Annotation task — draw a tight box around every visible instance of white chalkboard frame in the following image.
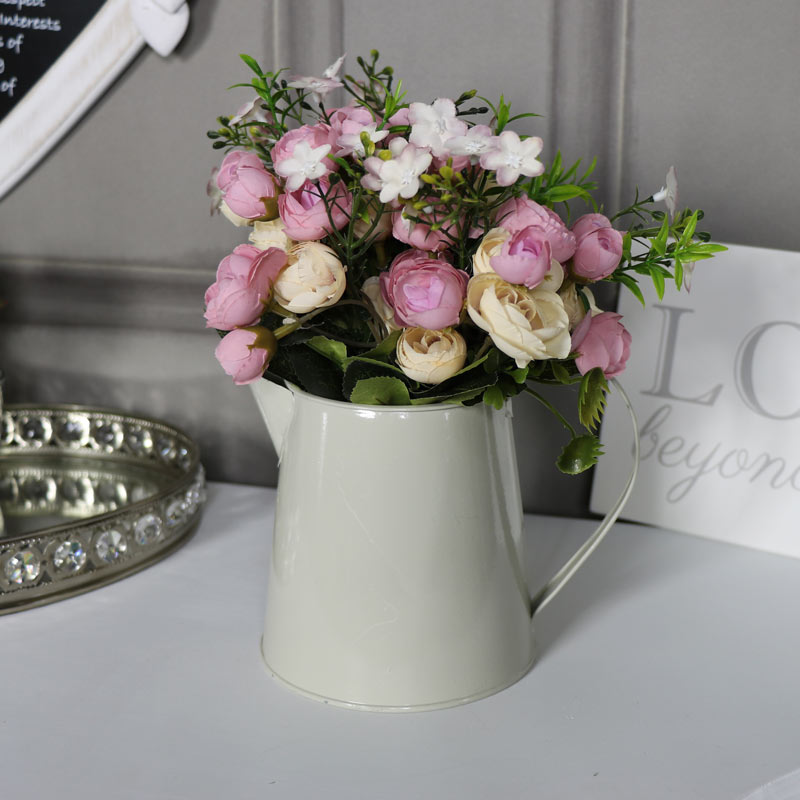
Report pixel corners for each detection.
[0,0,144,201]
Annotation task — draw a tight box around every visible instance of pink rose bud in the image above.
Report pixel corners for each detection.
[204,245,287,330]
[380,250,468,330]
[570,213,613,241]
[571,226,624,281]
[489,226,553,289]
[391,206,455,252]
[214,326,278,385]
[571,312,631,378]
[217,151,279,220]
[495,196,576,262]
[277,177,352,241]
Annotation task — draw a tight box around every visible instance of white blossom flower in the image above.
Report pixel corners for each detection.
[273,140,333,191]
[361,141,432,204]
[446,124,495,161]
[652,165,679,219]
[287,54,346,104]
[480,131,545,186]
[335,123,390,157]
[229,97,271,126]
[409,98,467,157]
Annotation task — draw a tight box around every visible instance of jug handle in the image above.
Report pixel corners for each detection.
[528,378,640,617]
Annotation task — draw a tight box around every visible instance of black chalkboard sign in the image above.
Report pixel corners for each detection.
[0,0,107,122]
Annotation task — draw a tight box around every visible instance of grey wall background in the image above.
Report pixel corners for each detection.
[1,0,798,514]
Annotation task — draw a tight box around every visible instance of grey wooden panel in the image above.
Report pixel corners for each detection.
[620,0,800,250]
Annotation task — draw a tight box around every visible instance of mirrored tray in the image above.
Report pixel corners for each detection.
[0,404,206,614]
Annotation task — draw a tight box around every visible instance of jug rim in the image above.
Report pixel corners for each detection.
[266,378,493,415]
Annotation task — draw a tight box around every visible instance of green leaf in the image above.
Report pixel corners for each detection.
[678,210,699,247]
[358,330,402,361]
[277,344,345,401]
[350,376,411,405]
[483,385,505,410]
[551,361,573,384]
[343,358,410,399]
[556,435,604,475]
[507,366,529,384]
[651,214,670,256]
[578,368,608,431]
[305,336,348,369]
[673,256,684,290]
[650,267,666,300]
[239,54,263,76]
[544,185,591,203]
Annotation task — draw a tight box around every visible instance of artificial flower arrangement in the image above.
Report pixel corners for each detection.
[205,50,724,474]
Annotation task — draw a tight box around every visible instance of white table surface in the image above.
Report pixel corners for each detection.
[2,482,799,800]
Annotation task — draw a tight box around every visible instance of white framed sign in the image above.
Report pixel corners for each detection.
[591,243,800,558]
[0,0,189,200]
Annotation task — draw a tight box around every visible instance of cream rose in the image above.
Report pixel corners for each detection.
[558,284,600,331]
[273,242,347,313]
[396,327,467,384]
[361,276,400,334]
[466,273,571,367]
[249,219,294,252]
[472,227,564,291]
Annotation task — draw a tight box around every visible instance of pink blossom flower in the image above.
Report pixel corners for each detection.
[362,139,432,204]
[480,131,545,186]
[489,226,553,289]
[327,106,389,156]
[571,225,624,281]
[216,151,279,220]
[271,125,336,191]
[204,245,287,330]
[277,177,353,241]
[287,54,346,104]
[214,327,277,385]
[495,196,576,262]
[571,213,613,241]
[571,312,631,378]
[409,98,467,158]
[391,205,455,252]
[388,107,411,128]
[380,250,467,330]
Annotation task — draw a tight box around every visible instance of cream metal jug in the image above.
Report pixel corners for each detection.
[251,378,638,711]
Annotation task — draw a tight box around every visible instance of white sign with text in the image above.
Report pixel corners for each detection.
[591,243,800,558]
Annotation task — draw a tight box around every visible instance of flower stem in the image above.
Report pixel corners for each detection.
[523,386,576,436]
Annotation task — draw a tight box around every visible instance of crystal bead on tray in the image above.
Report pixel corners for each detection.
[0,405,206,613]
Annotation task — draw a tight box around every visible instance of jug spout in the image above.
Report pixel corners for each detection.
[249,379,295,462]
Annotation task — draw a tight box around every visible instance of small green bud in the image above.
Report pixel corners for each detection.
[360,130,375,157]
[419,174,438,184]
[439,165,454,181]
[377,149,393,161]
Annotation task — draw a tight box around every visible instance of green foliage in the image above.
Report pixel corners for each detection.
[350,376,411,405]
[578,368,608,432]
[207,50,727,477]
[557,435,604,475]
